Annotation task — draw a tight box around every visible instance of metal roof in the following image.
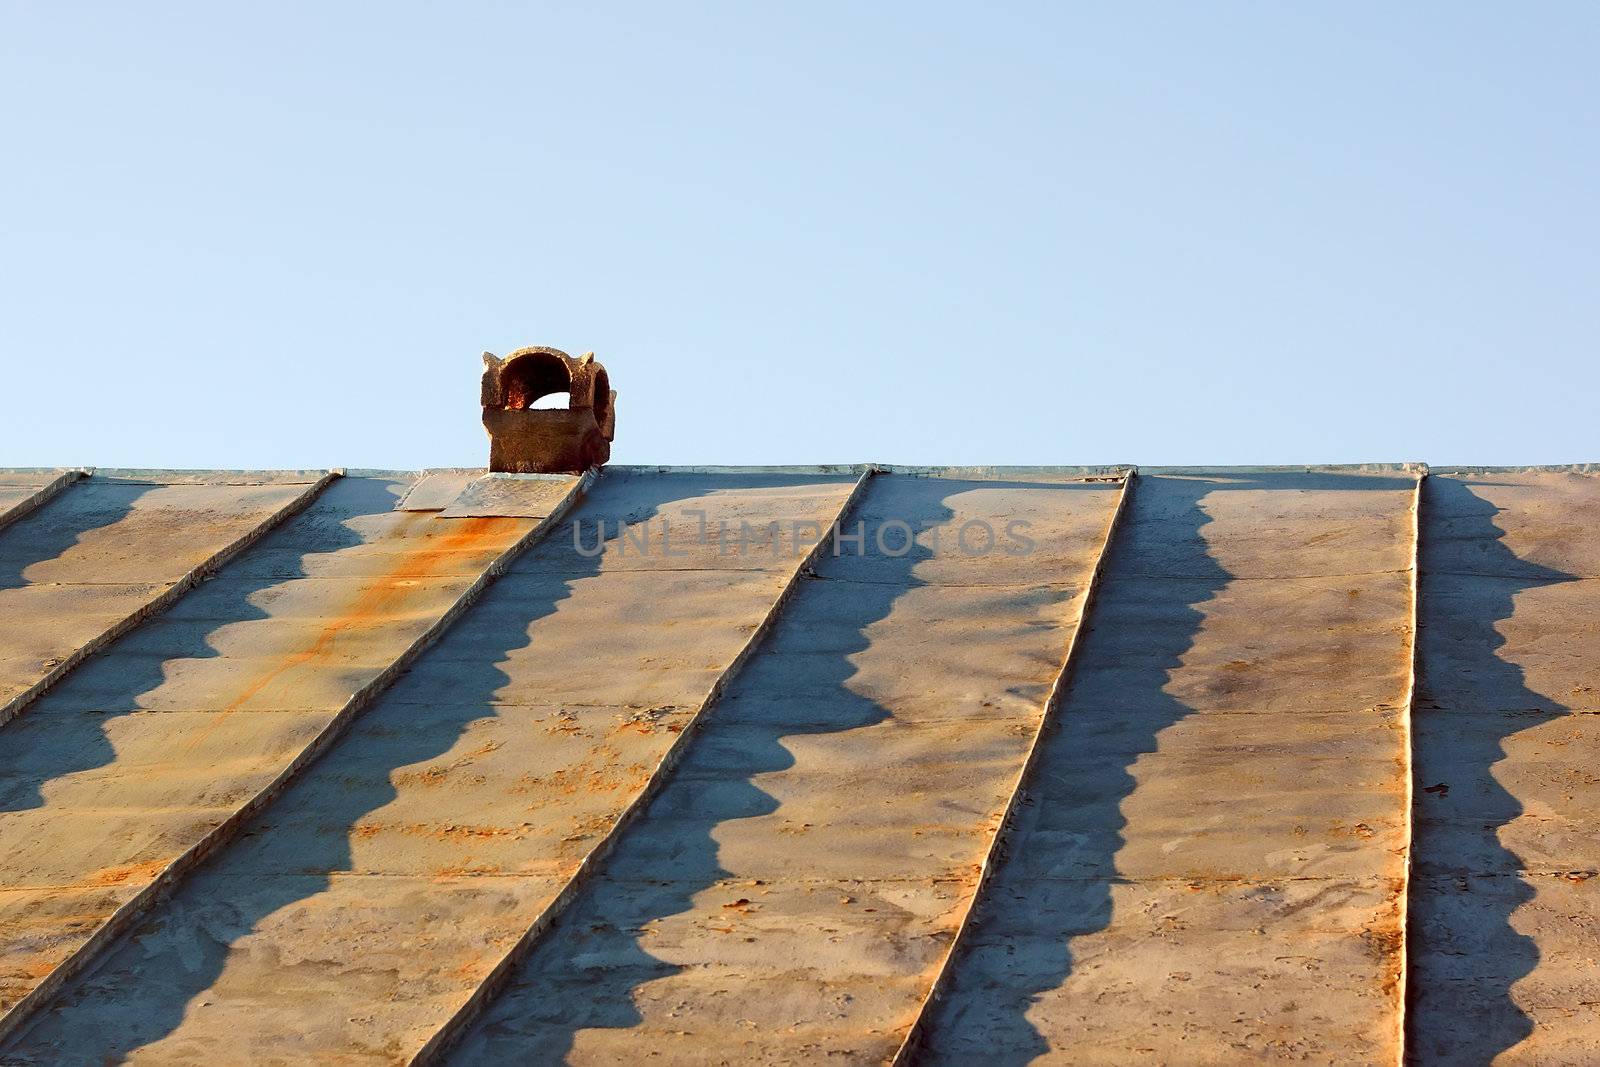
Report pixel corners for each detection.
[0,463,1594,1064]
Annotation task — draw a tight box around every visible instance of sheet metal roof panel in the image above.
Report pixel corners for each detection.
[1413,710,1600,874]
[449,472,1125,1063]
[508,471,861,574]
[1409,879,1600,1065]
[0,581,166,692]
[758,580,1084,661]
[916,470,1415,1065]
[939,877,1402,1066]
[440,473,597,518]
[1111,473,1415,580]
[215,482,546,580]
[0,709,331,813]
[0,471,80,533]
[0,885,142,1012]
[0,475,325,720]
[1409,470,1600,1064]
[27,586,530,715]
[605,716,1037,881]
[20,871,568,1064]
[1418,575,1600,714]
[393,469,483,512]
[0,474,563,1025]
[1064,573,1414,717]
[996,712,1407,882]
[443,886,948,1063]
[383,569,791,710]
[0,479,317,586]
[1424,469,1600,578]
[4,462,1600,1063]
[229,705,700,879]
[6,472,861,1063]
[815,476,1116,585]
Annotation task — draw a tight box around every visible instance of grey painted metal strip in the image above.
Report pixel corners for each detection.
[0,468,595,1046]
[1397,466,1427,1067]
[1140,462,1427,476]
[872,464,1132,479]
[0,469,88,476]
[608,463,876,476]
[0,469,84,537]
[1428,463,1600,474]
[889,470,1137,1066]
[0,471,341,732]
[81,468,333,484]
[608,464,1134,479]
[408,467,879,1066]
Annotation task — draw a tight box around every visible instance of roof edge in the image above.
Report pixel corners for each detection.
[1429,463,1600,475]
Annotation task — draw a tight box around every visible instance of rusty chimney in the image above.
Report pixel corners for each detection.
[480,346,617,473]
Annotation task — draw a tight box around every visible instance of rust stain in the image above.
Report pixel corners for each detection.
[391,766,452,788]
[21,957,62,980]
[1370,879,1407,1002]
[351,822,520,842]
[87,858,170,887]
[183,515,521,750]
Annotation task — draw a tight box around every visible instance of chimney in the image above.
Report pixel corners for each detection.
[480,346,617,473]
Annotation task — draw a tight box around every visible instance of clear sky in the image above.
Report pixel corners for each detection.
[3,3,1596,469]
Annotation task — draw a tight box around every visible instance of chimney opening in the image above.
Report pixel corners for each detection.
[500,351,571,411]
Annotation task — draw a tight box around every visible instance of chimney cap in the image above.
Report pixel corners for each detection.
[480,346,616,474]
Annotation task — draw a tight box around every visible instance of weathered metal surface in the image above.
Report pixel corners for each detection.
[1409,470,1600,1065]
[892,474,1134,1065]
[913,469,1418,1065]
[440,473,588,518]
[0,471,330,728]
[0,473,575,1037]
[4,460,1600,1062]
[0,471,82,536]
[443,472,1127,1064]
[0,471,858,1064]
[393,470,480,512]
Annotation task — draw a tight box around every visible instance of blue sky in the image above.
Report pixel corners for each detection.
[3,3,1596,468]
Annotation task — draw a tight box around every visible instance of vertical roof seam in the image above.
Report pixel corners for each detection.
[1395,464,1427,1066]
[408,466,880,1066]
[889,468,1139,1065]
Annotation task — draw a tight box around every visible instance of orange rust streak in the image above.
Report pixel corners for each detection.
[183,516,522,751]
[87,858,170,887]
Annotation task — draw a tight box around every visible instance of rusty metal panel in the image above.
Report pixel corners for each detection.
[1409,470,1600,1065]
[443,473,1126,1063]
[0,472,328,726]
[0,473,567,1033]
[0,470,859,1064]
[914,469,1418,1065]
